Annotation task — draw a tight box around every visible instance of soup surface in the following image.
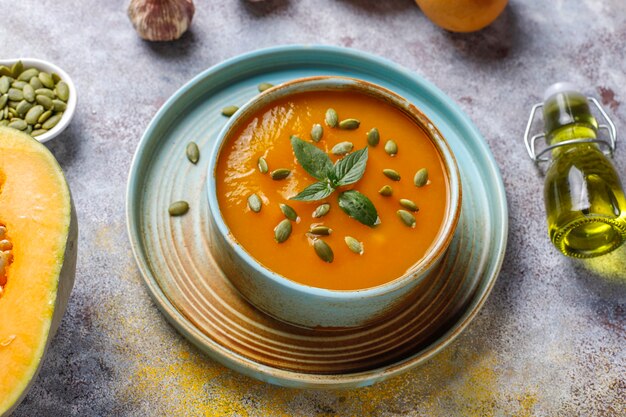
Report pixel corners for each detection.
[216,90,449,290]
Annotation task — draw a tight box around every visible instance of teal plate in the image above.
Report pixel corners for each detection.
[126,45,508,388]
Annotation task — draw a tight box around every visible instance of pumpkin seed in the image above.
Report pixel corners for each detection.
[38,110,52,123]
[311,123,323,142]
[51,73,62,84]
[0,94,7,109]
[325,108,338,127]
[274,219,292,243]
[52,99,66,112]
[22,84,35,102]
[383,169,401,181]
[7,88,23,101]
[31,129,47,137]
[397,210,416,227]
[247,194,262,213]
[221,105,239,117]
[7,101,19,109]
[55,81,69,101]
[17,68,38,82]
[344,236,363,254]
[0,77,9,94]
[35,88,55,98]
[257,156,268,173]
[310,225,332,235]
[16,100,33,117]
[10,61,23,78]
[279,203,298,221]
[257,82,273,92]
[41,113,62,130]
[11,81,27,89]
[339,118,360,130]
[378,185,393,196]
[400,199,419,212]
[312,203,330,218]
[414,168,429,187]
[38,72,54,88]
[36,95,53,109]
[384,140,398,156]
[313,240,334,263]
[29,76,43,89]
[25,104,42,123]
[168,201,189,216]
[367,127,380,146]
[8,119,27,130]
[0,66,11,77]
[332,141,353,155]
[270,168,291,180]
[186,141,200,164]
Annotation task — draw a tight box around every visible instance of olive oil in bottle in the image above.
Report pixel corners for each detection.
[541,83,626,257]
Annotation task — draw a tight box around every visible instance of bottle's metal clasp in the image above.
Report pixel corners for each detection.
[523,97,618,163]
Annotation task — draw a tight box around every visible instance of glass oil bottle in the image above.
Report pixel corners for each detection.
[524,82,626,258]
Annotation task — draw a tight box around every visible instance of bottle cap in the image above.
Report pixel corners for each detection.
[543,82,579,102]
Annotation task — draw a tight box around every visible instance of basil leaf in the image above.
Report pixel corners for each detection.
[291,181,335,201]
[338,190,379,227]
[290,136,333,181]
[333,147,368,186]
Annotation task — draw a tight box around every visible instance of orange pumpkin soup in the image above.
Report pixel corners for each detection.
[216,90,449,290]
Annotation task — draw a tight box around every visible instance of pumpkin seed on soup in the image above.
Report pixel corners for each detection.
[270,168,291,180]
[325,108,338,127]
[339,118,360,130]
[312,203,330,218]
[378,185,393,196]
[274,219,292,243]
[383,168,401,181]
[332,141,353,155]
[247,194,262,213]
[414,168,429,187]
[384,140,398,156]
[310,225,332,235]
[310,123,323,142]
[257,156,268,173]
[367,127,380,146]
[399,199,419,212]
[397,209,416,227]
[313,239,333,263]
[344,236,363,255]
[279,203,298,221]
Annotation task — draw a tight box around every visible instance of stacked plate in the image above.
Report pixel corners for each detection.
[126,45,507,388]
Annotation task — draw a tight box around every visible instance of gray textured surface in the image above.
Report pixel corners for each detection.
[3,0,626,415]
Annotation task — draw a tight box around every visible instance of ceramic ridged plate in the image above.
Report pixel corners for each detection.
[126,45,508,388]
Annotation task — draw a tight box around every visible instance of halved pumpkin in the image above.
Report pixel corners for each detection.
[0,127,77,415]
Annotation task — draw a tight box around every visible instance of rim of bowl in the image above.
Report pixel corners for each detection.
[207,75,462,299]
[0,58,77,144]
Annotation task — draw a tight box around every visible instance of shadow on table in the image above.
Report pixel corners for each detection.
[241,0,291,17]
[336,0,416,14]
[442,3,522,62]
[141,30,199,61]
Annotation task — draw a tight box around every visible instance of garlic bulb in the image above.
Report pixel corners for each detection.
[128,0,195,42]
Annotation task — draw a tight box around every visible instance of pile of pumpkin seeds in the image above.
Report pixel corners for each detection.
[0,61,70,137]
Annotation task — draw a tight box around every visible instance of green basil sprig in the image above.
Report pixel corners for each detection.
[289,136,379,227]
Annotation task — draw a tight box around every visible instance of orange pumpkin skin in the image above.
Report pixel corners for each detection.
[0,127,77,415]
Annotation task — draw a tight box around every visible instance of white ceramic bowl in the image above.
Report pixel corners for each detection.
[0,58,77,143]
[207,76,462,328]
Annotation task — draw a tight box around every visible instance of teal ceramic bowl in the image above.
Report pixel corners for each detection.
[207,76,462,328]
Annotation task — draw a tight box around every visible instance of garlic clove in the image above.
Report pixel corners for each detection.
[128,0,195,42]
